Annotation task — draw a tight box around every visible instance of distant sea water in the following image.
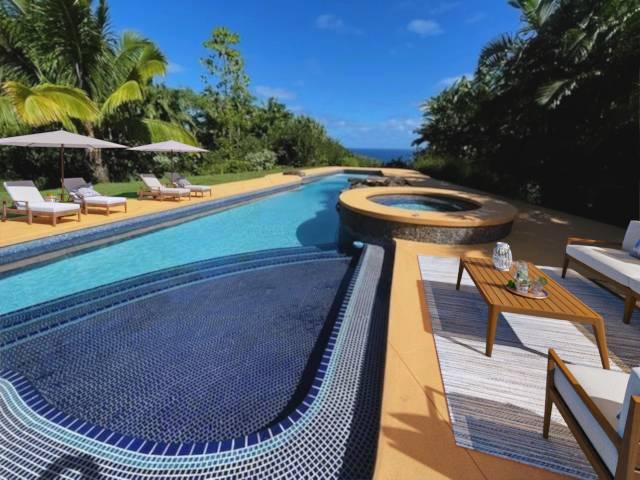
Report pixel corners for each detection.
[349,148,414,164]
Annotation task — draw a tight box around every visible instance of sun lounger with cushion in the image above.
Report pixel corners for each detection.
[63,177,127,215]
[138,174,191,201]
[169,173,212,197]
[2,181,81,226]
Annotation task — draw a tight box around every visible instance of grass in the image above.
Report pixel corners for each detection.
[0,169,283,203]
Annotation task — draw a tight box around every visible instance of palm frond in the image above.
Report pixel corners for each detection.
[143,118,199,145]
[100,79,142,116]
[2,80,97,129]
[536,79,572,107]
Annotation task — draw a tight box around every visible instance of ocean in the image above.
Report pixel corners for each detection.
[349,148,414,164]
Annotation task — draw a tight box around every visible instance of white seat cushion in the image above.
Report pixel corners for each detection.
[82,196,127,206]
[160,187,190,195]
[622,221,640,252]
[555,364,629,474]
[5,185,45,204]
[617,368,640,437]
[186,185,211,192]
[567,244,640,288]
[16,202,80,214]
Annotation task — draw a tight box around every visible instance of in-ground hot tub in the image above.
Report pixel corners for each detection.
[369,193,478,213]
[339,186,517,246]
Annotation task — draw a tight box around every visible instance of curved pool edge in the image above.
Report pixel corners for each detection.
[0,244,389,478]
[339,186,517,228]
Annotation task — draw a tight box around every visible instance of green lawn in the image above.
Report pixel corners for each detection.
[0,169,283,203]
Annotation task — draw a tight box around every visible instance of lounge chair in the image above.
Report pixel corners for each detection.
[544,349,640,479]
[2,180,80,226]
[138,174,191,201]
[169,173,212,197]
[63,178,127,215]
[562,221,640,323]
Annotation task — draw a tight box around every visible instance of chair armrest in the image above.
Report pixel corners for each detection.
[548,349,621,446]
[566,237,622,248]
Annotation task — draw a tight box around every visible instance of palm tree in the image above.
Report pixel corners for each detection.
[0,0,197,181]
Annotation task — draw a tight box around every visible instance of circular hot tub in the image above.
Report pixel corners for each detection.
[338,187,517,246]
[369,193,478,213]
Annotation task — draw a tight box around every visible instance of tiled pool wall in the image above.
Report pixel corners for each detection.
[0,169,384,271]
[0,244,389,479]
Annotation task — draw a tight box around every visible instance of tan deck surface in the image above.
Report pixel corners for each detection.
[375,192,624,480]
[0,166,626,479]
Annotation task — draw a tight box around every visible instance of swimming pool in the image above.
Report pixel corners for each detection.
[1,174,359,314]
[0,173,390,479]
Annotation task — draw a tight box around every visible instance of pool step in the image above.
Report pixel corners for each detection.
[0,247,349,348]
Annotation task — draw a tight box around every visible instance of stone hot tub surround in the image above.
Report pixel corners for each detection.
[338,187,518,246]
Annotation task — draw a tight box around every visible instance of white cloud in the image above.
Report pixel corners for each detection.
[255,85,296,101]
[407,19,443,37]
[315,14,363,35]
[167,62,184,74]
[438,73,473,88]
[465,12,487,24]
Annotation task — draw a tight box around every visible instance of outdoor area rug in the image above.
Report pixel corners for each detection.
[419,255,640,479]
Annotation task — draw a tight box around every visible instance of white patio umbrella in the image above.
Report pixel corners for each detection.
[128,140,208,173]
[0,130,127,198]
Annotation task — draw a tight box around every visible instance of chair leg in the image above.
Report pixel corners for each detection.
[623,293,637,324]
[562,254,570,278]
[124,202,128,213]
[52,214,56,227]
[543,353,555,438]
[27,210,32,225]
[1,202,6,222]
[106,205,110,216]
[77,211,81,222]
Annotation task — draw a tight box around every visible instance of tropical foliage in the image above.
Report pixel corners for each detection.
[0,1,370,186]
[413,0,640,225]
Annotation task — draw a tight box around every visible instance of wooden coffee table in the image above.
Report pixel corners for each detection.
[456,257,610,369]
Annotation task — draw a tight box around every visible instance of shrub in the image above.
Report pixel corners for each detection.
[245,149,277,171]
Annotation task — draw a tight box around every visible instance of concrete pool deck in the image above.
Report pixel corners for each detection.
[0,166,626,479]
[0,167,418,248]
[376,192,624,480]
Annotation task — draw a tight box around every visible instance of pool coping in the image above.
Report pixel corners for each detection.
[0,169,384,272]
[339,186,518,227]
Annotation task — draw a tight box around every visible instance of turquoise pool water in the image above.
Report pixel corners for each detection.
[1,174,357,314]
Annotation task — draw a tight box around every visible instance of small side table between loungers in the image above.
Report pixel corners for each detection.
[455,256,610,369]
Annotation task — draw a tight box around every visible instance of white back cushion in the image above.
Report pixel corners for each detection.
[141,175,162,189]
[618,367,640,437]
[622,221,640,252]
[5,184,44,204]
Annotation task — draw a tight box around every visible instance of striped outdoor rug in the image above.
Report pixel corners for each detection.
[419,255,640,479]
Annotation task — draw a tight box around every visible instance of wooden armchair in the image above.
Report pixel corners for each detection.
[544,349,640,479]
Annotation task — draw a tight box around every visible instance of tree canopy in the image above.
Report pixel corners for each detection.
[414,0,640,225]
[0,0,371,185]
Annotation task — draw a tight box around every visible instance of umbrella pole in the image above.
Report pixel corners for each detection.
[60,145,64,201]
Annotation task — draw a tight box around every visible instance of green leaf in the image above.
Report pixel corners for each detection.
[143,118,199,145]
[100,79,142,116]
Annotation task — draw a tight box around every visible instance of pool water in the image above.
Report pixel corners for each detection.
[370,194,477,212]
[1,174,359,314]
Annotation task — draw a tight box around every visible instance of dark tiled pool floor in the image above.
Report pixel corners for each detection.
[2,255,353,443]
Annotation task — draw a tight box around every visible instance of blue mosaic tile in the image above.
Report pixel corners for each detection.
[0,244,390,479]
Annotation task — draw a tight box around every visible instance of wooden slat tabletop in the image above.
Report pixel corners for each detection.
[462,257,601,322]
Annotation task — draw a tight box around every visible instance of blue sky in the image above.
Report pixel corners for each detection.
[108,0,521,149]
